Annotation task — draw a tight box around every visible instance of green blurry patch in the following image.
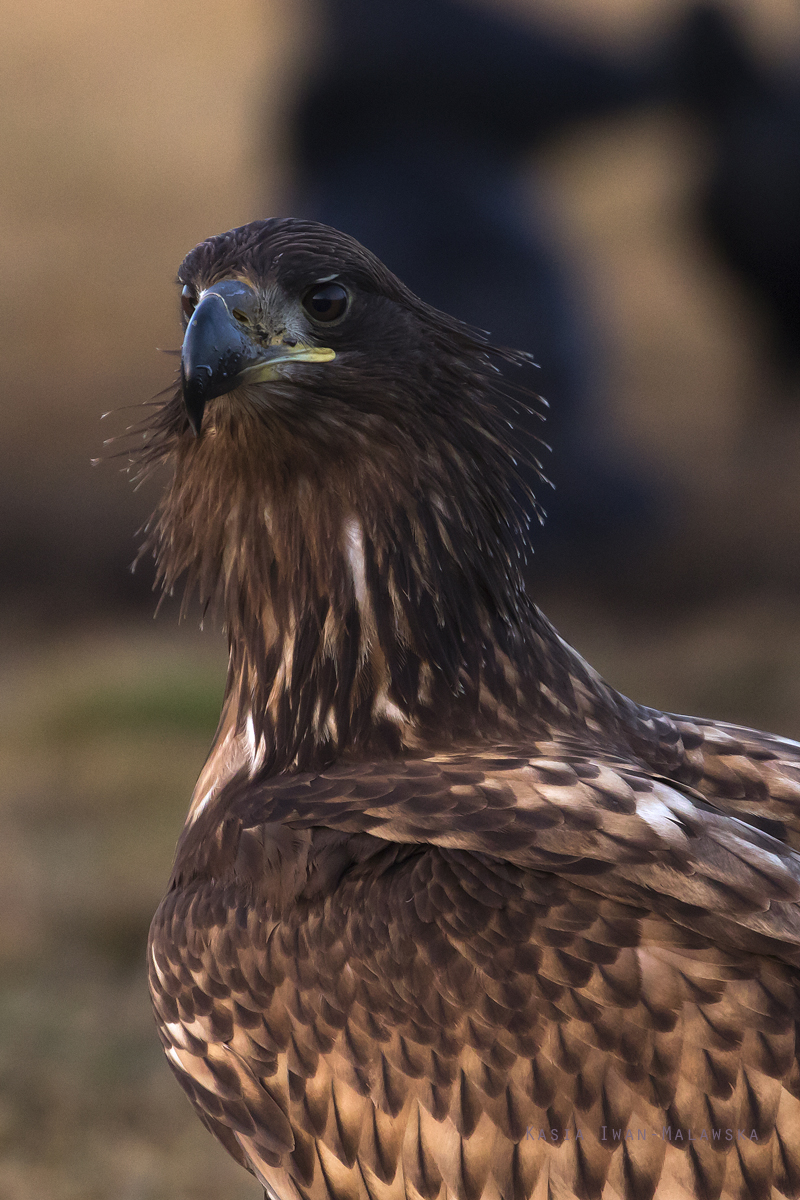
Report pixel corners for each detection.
[42,669,223,744]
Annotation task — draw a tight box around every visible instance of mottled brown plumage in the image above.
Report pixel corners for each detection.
[134,219,800,1200]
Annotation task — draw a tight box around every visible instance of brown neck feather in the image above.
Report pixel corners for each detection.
[146,401,580,769]
[138,390,656,791]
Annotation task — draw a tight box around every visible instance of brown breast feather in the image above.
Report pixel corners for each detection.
[149,738,800,1200]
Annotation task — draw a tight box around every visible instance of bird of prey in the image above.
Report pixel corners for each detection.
[137,219,800,1200]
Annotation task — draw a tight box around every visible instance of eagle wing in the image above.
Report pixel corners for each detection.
[672,714,800,850]
[150,743,800,1200]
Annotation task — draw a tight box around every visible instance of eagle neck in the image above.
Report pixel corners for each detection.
[216,500,621,780]
[159,428,649,793]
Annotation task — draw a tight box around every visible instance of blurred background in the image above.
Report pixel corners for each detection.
[2,0,800,1195]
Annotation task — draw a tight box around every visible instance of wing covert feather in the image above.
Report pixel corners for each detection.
[176,744,800,961]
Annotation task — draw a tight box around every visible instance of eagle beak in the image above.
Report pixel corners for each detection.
[181,282,335,436]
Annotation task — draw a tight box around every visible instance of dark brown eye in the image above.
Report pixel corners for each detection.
[302,282,349,323]
[181,285,197,320]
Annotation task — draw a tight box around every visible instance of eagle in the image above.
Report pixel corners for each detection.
[134,218,800,1200]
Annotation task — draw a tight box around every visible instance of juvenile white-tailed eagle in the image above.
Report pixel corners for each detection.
[135,219,800,1200]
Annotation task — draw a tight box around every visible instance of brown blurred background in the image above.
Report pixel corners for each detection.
[2,0,800,1196]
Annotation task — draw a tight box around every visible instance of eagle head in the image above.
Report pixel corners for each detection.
[174,218,535,473]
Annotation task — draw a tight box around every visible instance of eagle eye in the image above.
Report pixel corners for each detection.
[302,282,349,323]
[181,285,197,320]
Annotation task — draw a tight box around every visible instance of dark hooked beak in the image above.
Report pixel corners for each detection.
[180,281,335,436]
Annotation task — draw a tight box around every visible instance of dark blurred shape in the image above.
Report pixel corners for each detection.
[676,4,800,377]
[288,0,673,577]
